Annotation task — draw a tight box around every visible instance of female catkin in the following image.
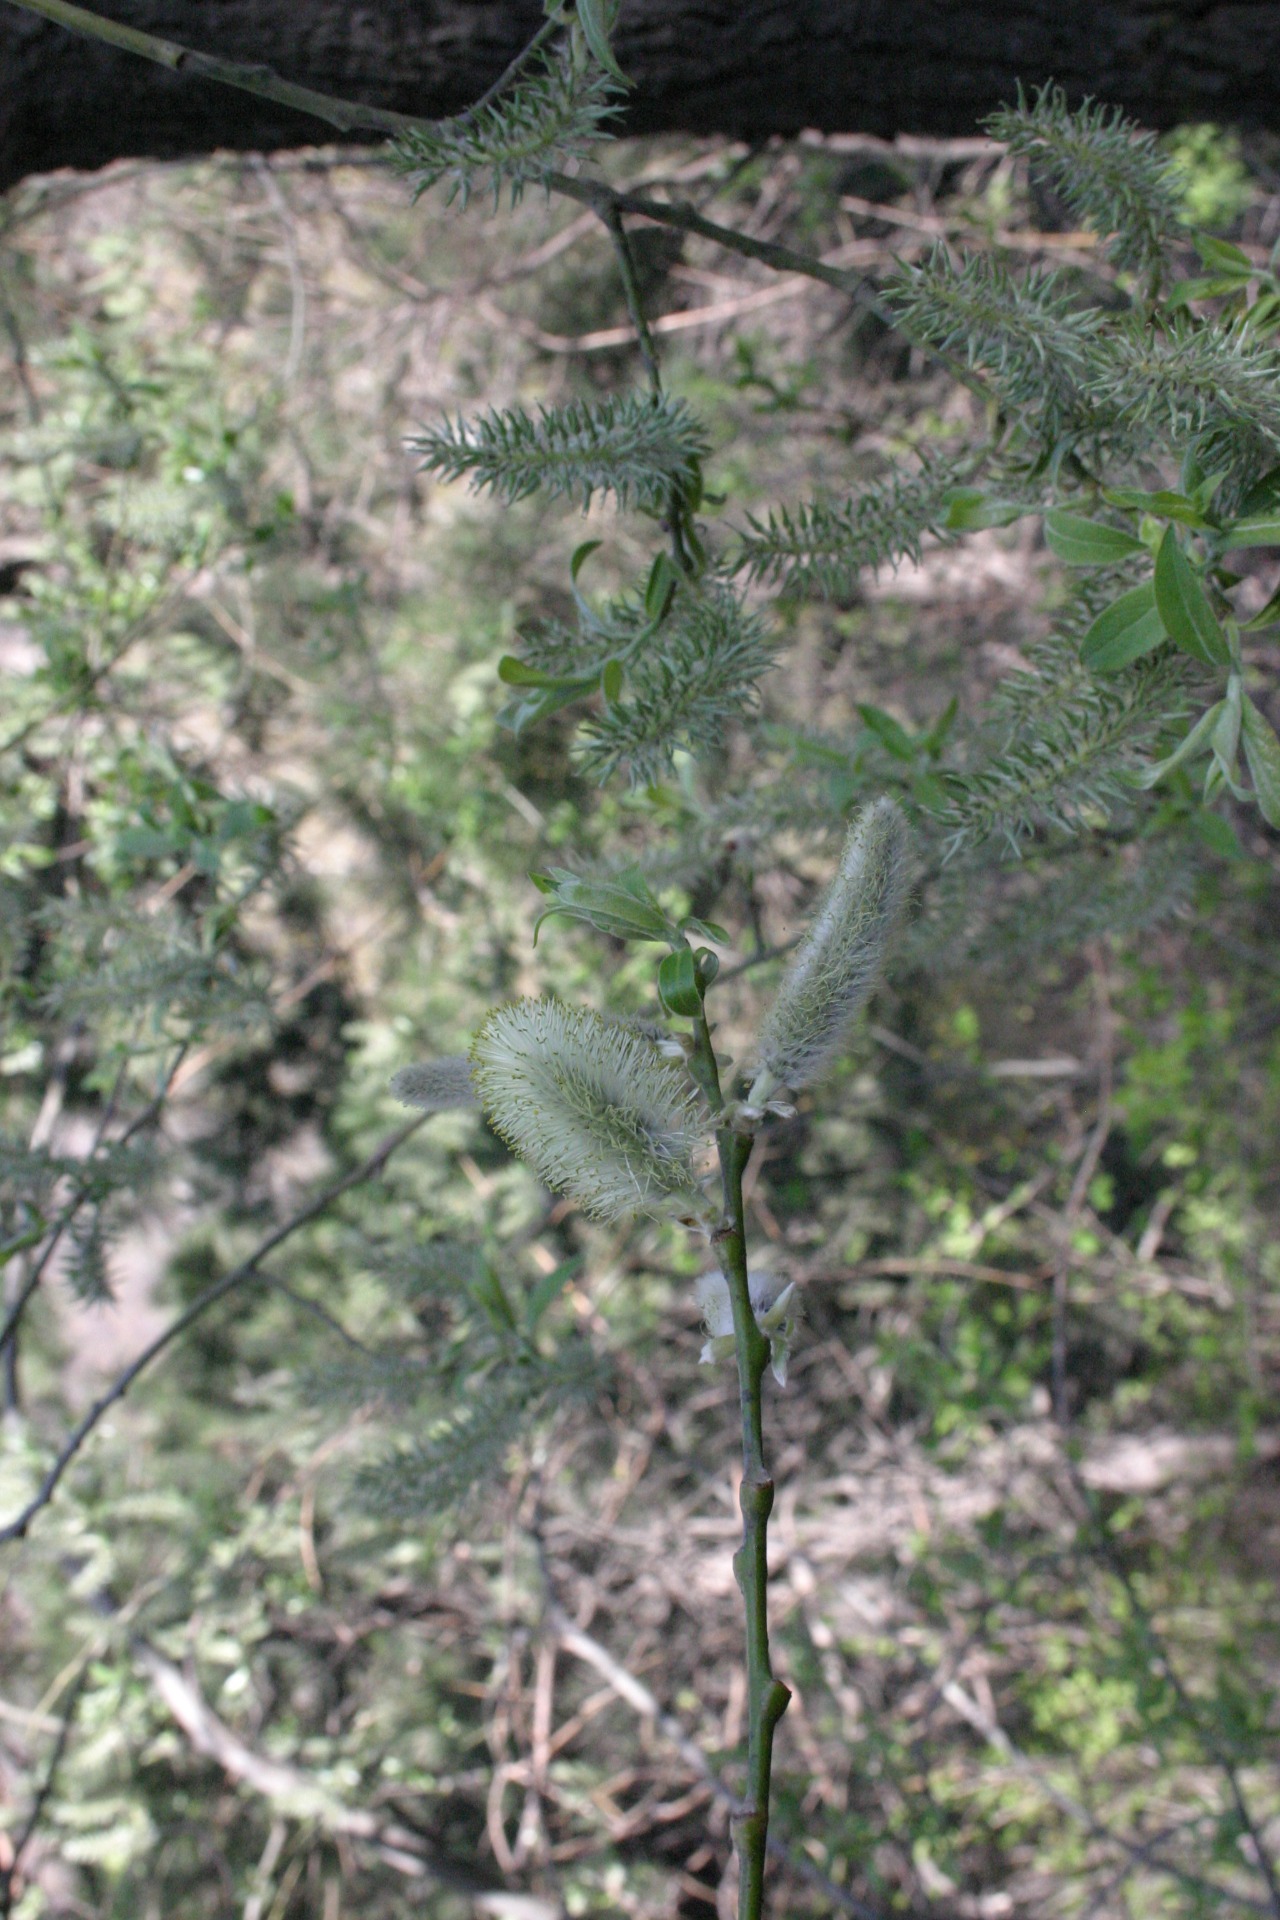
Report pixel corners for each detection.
[748,798,908,1107]
[469,999,712,1222]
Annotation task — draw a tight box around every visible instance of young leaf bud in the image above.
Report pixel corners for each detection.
[696,1260,800,1386]
[748,798,907,1105]
[390,1057,478,1112]
[470,999,712,1223]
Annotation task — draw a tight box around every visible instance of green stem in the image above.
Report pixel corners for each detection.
[683,985,788,1914]
[716,1125,790,1919]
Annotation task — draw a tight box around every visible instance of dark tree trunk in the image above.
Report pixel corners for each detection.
[2,1,1279,193]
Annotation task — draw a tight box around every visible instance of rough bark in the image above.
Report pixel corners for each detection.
[2,1,1279,194]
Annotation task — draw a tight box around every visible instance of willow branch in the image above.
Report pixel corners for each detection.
[0,0,908,338]
[1,0,421,135]
[0,1665,89,1919]
[0,1115,427,1546]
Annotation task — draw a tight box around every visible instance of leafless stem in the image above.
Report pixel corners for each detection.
[0,1115,427,1545]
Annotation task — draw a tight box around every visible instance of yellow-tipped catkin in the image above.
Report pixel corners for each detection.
[749,798,907,1102]
[470,999,712,1223]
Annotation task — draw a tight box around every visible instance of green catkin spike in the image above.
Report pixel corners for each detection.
[389,1058,478,1112]
[469,999,713,1223]
[746,798,908,1108]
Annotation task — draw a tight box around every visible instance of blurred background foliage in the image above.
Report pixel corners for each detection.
[0,113,1277,1919]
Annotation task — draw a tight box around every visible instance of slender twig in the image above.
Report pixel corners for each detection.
[599,203,662,397]
[939,1671,1273,1915]
[535,1538,884,1919]
[461,6,568,122]
[1065,1456,1280,1919]
[0,0,421,135]
[0,1115,427,1546]
[0,1664,89,1919]
[0,0,939,368]
[135,1642,521,1900]
[0,1043,187,1365]
[1052,942,1114,1425]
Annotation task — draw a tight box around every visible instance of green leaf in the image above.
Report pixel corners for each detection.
[857,703,915,762]
[1169,275,1256,306]
[644,550,679,621]
[525,1254,582,1333]
[1135,701,1224,789]
[1220,515,1280,551]
[1044,509,1146,566]
[1189,807,1244,860]
[1079,580,1166,673]
[922,695,959,756]
[1210,675,1243,783]
[1153,528,1231,666]
[1239,465,1280,516]
[498,655,591,688]
[497,680,595,734]
[658,947,703,1017]
[1242,579,1280,631]
[941,488,1027,531]
[680,914,730,946]
[1193,232,1253,275]
[574,0,629,83]
[1241,697,1280,826]
[530,863,675,945]
[1101,485,1208,527]
[601,658,624,702]
[570,538,603,581]
[467,1259,518,1335]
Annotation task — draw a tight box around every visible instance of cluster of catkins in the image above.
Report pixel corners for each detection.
[393,799,907,1367]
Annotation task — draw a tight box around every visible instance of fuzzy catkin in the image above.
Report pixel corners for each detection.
[390,1058,478,1112]
[470,999,711,1222]
[751,799,908,1098]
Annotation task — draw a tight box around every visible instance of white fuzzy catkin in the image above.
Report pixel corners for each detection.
[750,798,907,1100]
[390,1057,479,1112]
[470,999,711,1223]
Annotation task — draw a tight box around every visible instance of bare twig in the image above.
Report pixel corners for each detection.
[0,1664,89,1918]
[136,1642,554,1912]
[1052,942,1115,1425]
[1,0,421,136]
[0,1116,427,1545]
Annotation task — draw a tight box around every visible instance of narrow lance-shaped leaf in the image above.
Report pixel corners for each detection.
[1241,697,1280,826]
[1079,580,1166,673]
[530,864,677,945]
[1153,528,1232,666]
[1044,510,1146,565]
[1210,674,1243,788]
[1135,700,1225,789]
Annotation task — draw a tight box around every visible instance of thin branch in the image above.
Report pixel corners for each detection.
[599,204,662,396]
[539,1572,885,1918]
[0,1116,427,1546]
[1065,1456,1280,1920]
[0,0,951,373]
[0,1043,188,1364]
[939,1671,1274,1915]
[0,0,422,136]
[0,1664,89,1919]
[462,5,568,122]
[136,1642,544,1909]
